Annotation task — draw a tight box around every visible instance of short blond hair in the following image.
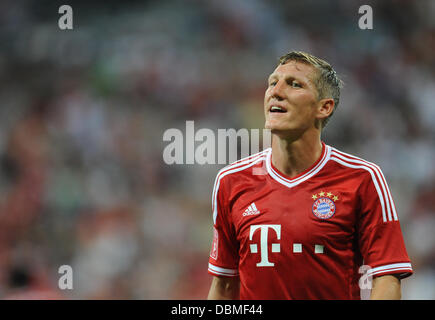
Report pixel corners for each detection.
[278,51,343,128]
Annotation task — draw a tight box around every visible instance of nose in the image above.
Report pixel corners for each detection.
[269,80,285,101]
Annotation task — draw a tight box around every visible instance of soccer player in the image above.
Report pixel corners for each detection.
[207,51,413,300]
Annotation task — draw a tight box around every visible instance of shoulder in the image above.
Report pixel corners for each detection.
[328,148,400,223]
[211,149,269,224]
[213,148,270,186]
[328,146,384,180]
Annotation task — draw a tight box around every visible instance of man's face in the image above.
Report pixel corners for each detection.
[264,61,321,136]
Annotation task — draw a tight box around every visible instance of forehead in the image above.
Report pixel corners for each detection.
[269,61,317,83]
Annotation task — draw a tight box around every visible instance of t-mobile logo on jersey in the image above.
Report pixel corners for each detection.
[249,225,281,267]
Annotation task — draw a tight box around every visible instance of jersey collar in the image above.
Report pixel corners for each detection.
[266,142,331,188]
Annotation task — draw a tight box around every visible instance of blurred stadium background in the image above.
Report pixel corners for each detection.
[0,0,434,299]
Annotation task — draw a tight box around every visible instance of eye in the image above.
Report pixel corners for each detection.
[269,81,277,87]
[291,81,302,88]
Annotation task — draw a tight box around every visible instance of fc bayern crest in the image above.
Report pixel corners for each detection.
[311,191,339,219]
[312,197,336,219]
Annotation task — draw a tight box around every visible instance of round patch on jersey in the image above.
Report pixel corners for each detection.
[312,197,336,219]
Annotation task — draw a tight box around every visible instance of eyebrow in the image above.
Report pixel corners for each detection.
[267,73,306,84]
[268,73,280,80]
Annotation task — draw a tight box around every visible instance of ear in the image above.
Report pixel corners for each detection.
[316,98,335,121]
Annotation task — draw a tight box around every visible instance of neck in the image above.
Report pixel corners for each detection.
[271,130,323,178]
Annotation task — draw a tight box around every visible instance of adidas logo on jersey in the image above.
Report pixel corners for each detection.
[243,203,261,216]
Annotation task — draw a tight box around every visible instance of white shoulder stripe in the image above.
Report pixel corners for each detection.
[331,149,398,221]
[330,155,389,222]
[227,148,270,166]
[330,152,396,223]
[332,148,398,221]
[218,148,270,174]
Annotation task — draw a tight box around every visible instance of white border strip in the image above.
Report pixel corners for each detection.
[208,263,239,277]
[367,262,413,276]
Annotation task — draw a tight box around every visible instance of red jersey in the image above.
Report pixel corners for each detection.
[208,142,413,299]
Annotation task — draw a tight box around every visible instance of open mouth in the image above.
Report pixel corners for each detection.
[269,105,287,113]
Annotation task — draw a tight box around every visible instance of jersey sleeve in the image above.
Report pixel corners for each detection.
[357,166,413,279]
[208,172,239,277]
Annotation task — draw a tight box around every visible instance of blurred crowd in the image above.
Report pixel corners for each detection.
[0,0,434,299]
